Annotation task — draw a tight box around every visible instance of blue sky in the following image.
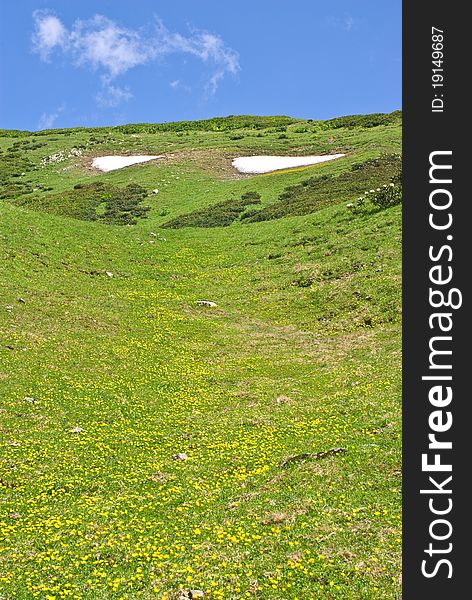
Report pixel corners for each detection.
[0,1,401,131]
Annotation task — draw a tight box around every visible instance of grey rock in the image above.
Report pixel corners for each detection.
[173,453,188,461]
[177,591,204,600]
[196,300,217,307]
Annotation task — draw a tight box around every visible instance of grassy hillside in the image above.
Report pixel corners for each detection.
[0,113,402,599]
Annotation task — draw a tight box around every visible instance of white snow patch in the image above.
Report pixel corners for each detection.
[92,155,163,172]
[232,154,345,174]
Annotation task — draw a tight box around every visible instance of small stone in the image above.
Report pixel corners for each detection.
[173,453,188,461]
[70,426,83,433]
[196,300,217,307]
[152,189,159,194]
[105,271,113,278]
[18,298,26,304]
[25,397,36,403]
[150,232,157,237]
[5,305,13,311]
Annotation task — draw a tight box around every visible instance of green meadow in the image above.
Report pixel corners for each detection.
[0,113,401,599]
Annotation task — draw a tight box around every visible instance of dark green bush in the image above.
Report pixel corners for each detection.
[0,129,30,138]
[242,154,402,222]
[99,184,149,225]
[369,184,402,209]
[161,192,262,229]
[239,209,259,220]
[28,116,299,137]
[12,182,150,225]
[325,110,402,130]
[0,149,35,199]
[241,192,261,202]
[348,161,402,214]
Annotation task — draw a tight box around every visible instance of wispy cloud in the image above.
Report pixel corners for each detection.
[32,11,68,60]
[32,12,240,103]
[96,85,133,108]
[38,104,65,129]
[344,17,355,32]
[70,15,153,79]
[169,79,191,93]
[154,19,240,81]
[325,15,358,33]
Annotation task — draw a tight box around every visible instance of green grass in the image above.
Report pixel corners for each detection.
[0,111,401,599]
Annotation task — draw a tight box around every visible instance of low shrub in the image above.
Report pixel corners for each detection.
[0,149,35,199]
[161,192,261,229]
[369,183,402,209]
[99,183,149,225]
[239,208,259,220]
[347,168,402,215]
[346,197,366,215]
[325,110,402,130]
[241,191,261,202]
[12,182,150,225]
[242,154,402,222]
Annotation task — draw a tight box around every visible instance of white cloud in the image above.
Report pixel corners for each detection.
[38,104,65,129]
[96,85,133,108]
[32,10,68,60]
[71,16,153,78]
[32,12,240,101]
[155,20,240,79]
[169,79,192,93]
[326,15,358,33]
[344,17,355,32]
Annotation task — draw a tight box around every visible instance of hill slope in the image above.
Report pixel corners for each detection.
[0,113,401,599]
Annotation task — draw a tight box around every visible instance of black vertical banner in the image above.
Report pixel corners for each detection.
[403,3,468,599]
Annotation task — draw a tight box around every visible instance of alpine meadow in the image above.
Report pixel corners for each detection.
[0,111,402,599]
